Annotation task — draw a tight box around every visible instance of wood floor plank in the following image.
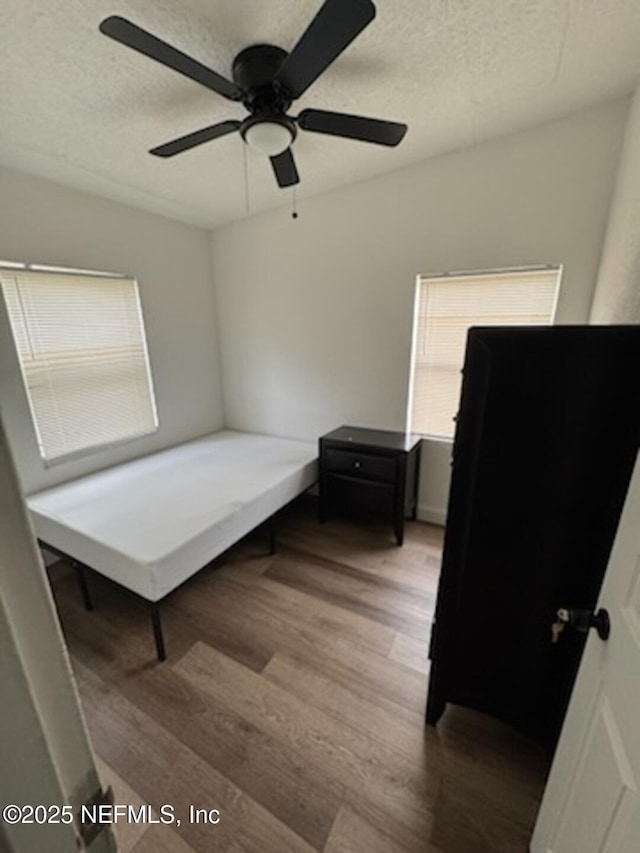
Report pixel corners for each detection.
[428,705,547,852]
[73,658,318,853]
[264,548,433,637]
[437,707,548,816]
[430,781,534,853]
[176,641,437,852]
[438,705,548,791]
[262,651,428,762]
[289,637,429,718]
[280,512,443,586]
[211,563,396,655]
[275,543,434,609]
[171,574,428,714]
[388,631,431,674]
[323,805,443,853]
[282,527,438,592]
[132,826,197,853]
[172,567,429,715]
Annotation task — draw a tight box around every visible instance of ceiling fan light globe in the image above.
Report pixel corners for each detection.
[245,121,293,156]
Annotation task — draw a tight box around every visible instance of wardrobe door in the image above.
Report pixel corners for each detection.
[426,326,640,748]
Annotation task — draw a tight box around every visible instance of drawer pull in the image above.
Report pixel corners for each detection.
[323,448,395,482]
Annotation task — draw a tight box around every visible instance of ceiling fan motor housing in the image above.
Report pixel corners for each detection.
[232,44,293,113]
[233,45,297,149]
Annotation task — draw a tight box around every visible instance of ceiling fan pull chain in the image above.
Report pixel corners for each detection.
[292,185,298,220]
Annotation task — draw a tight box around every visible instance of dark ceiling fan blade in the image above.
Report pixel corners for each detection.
[298,108,407,146]
[275,0,375,99]
[99,16,243,101]
[270,149,299,188]
[150,120,241,157]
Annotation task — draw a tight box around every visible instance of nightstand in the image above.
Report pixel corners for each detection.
[319,425,422,545]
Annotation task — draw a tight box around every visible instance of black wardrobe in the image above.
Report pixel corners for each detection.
[426,325,640,749]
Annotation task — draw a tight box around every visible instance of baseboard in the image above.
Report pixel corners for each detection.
[417,503,447,527]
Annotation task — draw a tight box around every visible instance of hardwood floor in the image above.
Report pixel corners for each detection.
[49,500,548,853]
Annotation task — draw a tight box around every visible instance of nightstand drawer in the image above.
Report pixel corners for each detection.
[325,474,394,516]
[324,448,396,482]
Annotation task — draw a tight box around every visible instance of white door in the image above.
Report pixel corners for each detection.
[531,451,640,852]
[0,418,116,852]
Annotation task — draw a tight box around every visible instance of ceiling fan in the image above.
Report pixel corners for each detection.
[99,0,407,188]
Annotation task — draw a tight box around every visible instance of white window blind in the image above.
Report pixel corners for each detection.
[1,267,158,463]
[409,267,561,439]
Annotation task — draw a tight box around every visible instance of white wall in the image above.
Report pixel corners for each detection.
[210,98,629,523]
[591,84,640,323]
[0,166,224,494]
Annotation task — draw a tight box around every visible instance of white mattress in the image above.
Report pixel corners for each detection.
[27,431,317,601]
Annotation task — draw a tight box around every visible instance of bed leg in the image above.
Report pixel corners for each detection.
[269,519,277,556]
[150,603,167,662]
[74,563,94,612]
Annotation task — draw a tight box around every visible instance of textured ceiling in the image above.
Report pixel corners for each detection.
[2,0,640,230]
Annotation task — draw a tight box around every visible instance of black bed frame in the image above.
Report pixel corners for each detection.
[40,516,280,662]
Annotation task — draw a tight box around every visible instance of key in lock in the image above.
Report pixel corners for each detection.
[551,608,570,644]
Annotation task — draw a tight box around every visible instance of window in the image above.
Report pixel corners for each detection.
[1,263,158,464]
[408,266,561,439]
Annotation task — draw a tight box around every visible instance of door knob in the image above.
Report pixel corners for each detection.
[552,607,611,642]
